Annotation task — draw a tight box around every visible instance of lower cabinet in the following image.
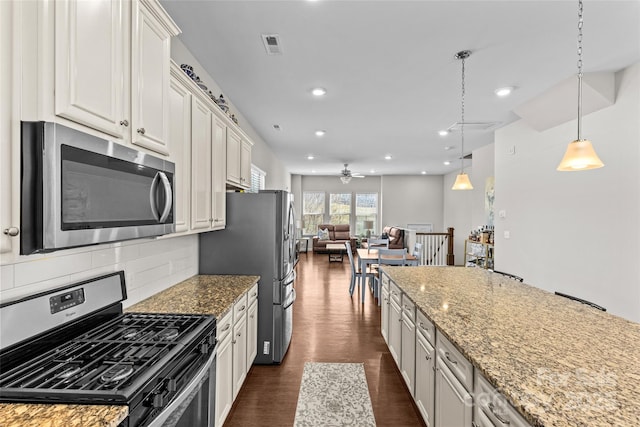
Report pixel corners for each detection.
[474,372,532,427]
[214,311,233,427]
[415,327,435,426]
[388,297,402,366]
[380,280,390,344]
[400,295,416,396]
[215,284,258,427]
[434,357,473,427]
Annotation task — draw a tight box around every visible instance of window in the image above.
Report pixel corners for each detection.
[250,165,266,193]
[329,193,351,225]
[302,192,325,235]
[355,193,378,236]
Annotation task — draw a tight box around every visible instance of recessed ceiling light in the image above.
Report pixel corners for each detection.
[311,170,316,173]
[438,130,449,136]
[315,130,326,137]
[311,87,326,96]
[370,169,375,174]
[495,86,515,97]
[444,146,453,151]
[307,155,314,160]
[384,155,392,160]
[421,171,427,175]
[443,161,451,166]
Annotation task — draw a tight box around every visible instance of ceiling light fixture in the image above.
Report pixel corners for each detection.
[307,155,314,160]
[340,176,352,184]
[451,50,474,191]
[315,130,325,137]
[370,169,375,174]
[438,130,449,136]
[557,0,604,171]
[421,171,427,175]
[311,87,326,96]
[494,87,514,97]
[443,161,451,166]
[384,155,392,160]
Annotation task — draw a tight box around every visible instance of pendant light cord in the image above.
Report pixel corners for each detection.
[460,55,466,174]
[577,0,584,141]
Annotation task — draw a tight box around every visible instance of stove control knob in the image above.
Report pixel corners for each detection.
[208,335,216,346]
[152,394,164,408]
[200,343,209,354]
[167,379,177,393]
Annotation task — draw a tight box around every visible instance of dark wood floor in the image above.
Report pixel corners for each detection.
[224,251,425,426]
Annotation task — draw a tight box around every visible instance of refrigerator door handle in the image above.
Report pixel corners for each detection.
[283,288,296,310]
[283,270,296,287]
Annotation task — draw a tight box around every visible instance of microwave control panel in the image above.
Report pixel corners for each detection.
[50,288,86,314]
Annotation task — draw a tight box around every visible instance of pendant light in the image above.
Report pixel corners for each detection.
[557,0,604,171]
[452,50,473,190]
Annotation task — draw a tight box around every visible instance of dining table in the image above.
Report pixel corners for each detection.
[356,248,418,303]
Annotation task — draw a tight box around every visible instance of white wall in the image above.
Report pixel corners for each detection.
[0,235,198,309]
[381,175,444,232]
[494,63,640,322]
[471,143,495,228]
[171,39,291,191]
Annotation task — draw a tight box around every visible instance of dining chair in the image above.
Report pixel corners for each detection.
[412,242,423,265]
[372,248,408,304]
[367,238,389,251]
[345,242,375,302]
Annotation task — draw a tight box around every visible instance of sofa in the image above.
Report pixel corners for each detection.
[312,224,357,253]
[382,226,405,249]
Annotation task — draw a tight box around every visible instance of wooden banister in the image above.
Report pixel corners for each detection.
[414,227,455,266]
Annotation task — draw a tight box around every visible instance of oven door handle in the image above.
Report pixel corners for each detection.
[147,350,216,427]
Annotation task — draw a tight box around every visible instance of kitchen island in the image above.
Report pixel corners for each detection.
[383,266,640,427]
[0,274,259,427]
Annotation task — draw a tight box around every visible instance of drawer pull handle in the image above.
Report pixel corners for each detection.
[252,292,257,297]
[120,119,129,126]
[425,355,431,361]
[3,227,19,237]
[488,402,511,425]
[444,351,458,365]
[221,323,231,332]
[137,127,146,135]
[238,305,246,312]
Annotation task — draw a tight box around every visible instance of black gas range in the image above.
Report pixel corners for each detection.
[0,271,216,427]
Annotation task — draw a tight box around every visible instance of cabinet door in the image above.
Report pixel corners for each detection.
[131,0,172,155]
[212,115,227,229]
[190,96,212,230]
[381,286,390,344]
[168,71,191,233]
[435,358,473,427]
[215,329,233,427]
[232,314,247,400]
[240,139,252,188]
[401,314,416,396]
[389,299,402,367]
[226,128,241,185]
[55,0,127,139]
[415,332,436,427]
[246,299,258,371]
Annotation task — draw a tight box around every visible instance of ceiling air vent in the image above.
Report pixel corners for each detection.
[262,34,282,55]
[447,122,499,132]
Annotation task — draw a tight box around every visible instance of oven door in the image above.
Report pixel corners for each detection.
[21,121,175,254]
[147,351,216,427]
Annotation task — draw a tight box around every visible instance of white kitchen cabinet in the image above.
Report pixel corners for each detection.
[190,95,212,231]
[389,298,402,367]
[130,0,178,155]
[215,311,233,427]
[381,280,390,345]
[168,64,191,233]
[212,114,227,229]
[240,139,252,188]
[232,311,248,400]
[400,295,416,396]
[415,329,436,427]
[435,357,473,427]
[226,128,242,186]
[54,0,128,139]
[246,284,258,371]
[474,371,532,427]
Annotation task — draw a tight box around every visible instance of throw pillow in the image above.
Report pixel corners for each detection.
[318,228,330,240]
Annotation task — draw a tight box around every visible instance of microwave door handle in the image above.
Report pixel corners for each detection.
[157,172,173,223]
[149,172,161,221]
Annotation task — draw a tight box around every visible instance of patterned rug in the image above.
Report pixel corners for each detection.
[293,362,376,427]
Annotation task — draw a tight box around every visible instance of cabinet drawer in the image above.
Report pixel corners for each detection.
[401,294,415,323]
[247,283,258,306]
[390,281,402,305]
[436,331,473,392]
[217,311,233,343]
[233,292,248,323]
[381,272,391,292]
[474,372,532,427]
[416,310,435,346]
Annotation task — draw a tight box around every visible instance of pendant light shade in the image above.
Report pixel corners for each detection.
[452,172,474,190]
[557,0,604,172]
[557,139,604,171]
[451,50,473,191]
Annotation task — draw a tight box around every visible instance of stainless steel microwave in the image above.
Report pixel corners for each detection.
[21,122,175,254]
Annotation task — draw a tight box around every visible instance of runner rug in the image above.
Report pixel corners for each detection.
[293,362,376,427]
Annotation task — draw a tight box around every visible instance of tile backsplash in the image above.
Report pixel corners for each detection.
[0,234,198,308]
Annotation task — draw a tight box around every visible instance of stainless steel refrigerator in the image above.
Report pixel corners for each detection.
[199,190,297,364]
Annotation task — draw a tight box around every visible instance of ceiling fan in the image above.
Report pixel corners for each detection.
[340,164,364,184]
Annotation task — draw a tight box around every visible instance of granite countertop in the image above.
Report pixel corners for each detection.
[0,274,259,427]
[383,266,640,427]
[126,274,260,318]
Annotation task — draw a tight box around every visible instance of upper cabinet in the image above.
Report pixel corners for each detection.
[53,0,180,155]
[131,0,179,155]
[226,128,253,190]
